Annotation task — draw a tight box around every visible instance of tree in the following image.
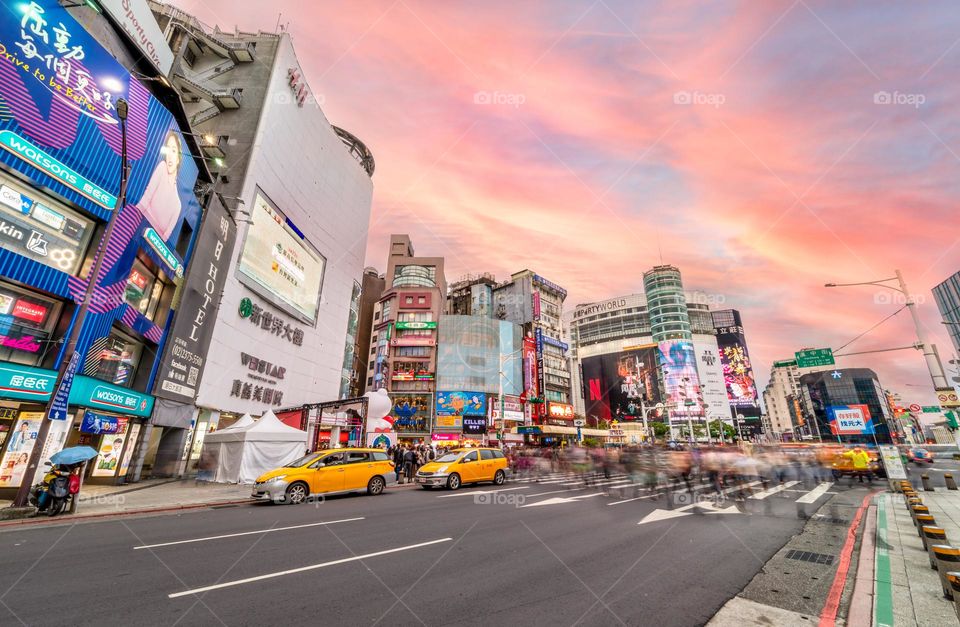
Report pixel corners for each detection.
[651,422,670,439]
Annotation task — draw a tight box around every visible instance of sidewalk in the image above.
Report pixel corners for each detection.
[864,487,960,626]
[0,479,254,524]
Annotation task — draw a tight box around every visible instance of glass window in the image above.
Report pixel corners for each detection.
[123,257,165,320]
[418,296,425,304]
[90,330,143,387]
[319,452,346,466]
[347,452,369,463]
[0,281,62,366]
[461,451,478,462]
[372,451,388,461]
[479,449,495,460]
[0,172,94,276]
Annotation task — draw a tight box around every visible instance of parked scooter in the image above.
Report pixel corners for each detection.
[29,462,80,517]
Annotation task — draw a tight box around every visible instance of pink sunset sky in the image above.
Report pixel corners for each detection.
[172,0,960,403]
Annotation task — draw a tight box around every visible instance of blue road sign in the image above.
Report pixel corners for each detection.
[48,352,80,421]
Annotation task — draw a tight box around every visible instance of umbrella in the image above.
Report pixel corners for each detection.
[49,446,99,466]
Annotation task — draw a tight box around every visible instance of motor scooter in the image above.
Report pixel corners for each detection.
[29,462,80,517]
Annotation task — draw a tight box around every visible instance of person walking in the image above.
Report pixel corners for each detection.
[403,447,417,484]
[392,445,404,483]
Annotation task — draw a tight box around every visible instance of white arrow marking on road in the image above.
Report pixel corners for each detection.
[750,481,800,500]
[638,508,694,524]
[520,493,606,508]
[168,537,453,598]
[795,482,833,504]
[436,487,528,498]
[135,517,365,549]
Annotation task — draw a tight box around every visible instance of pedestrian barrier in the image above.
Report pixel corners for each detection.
[931,546,960,599]
[947,572,960,619]
[922,474,934,492]
[922,525,948,551]
[911,504,931,526]
[915,514,936,535]
[945,473,958,491]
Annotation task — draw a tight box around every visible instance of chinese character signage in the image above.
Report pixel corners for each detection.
[238,296,305,346]
[0,362,56,401]
[80,411,126,434]
[154,196,236,403]
[228,352,286,406]
[828,405,873,435]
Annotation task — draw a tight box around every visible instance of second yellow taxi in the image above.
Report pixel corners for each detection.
[415,447,510,490]
[252,447,395,504]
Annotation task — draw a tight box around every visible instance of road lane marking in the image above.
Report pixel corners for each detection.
[168,537,453,598]
[749,481,799,500]
[436,486,528,498]
[608,495,658,505]
[795,482,833,504]
[134,518,365,550]
[524,488,586,498]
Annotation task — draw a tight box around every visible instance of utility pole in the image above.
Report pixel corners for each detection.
[14,100,131,507]
[896,269,948,389]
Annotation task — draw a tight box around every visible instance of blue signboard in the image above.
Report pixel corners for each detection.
[80,411,121,434]
[0,0,200,287]
[0,362,57,401]
[47,350,79,420]
[435,391,487,416]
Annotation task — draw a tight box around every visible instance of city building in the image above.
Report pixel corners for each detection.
[367,235,446,444]
[493,271,572,424]
[447,273,498,317]
[349,268,385,398]
[135,4,375,476]
[568,292,729,429]
[434,315,524,445]
[712,309,762,433]
[933,271,960,356]
[762,359,805,440]
[0,0,213,494]
[643,265,692,342]
[798,368,896,444]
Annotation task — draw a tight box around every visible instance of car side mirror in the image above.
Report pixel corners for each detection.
[43,461,52,467]
[461,458,472,464]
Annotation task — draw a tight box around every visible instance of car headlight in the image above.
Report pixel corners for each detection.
[268,475,287,482]
[434,465,449,475]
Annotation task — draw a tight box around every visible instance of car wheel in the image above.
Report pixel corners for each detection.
[493,470,505,486]
[447,473,461,490]
[367,476,385,496]
[832,470,842,480]
[285,482,309,505]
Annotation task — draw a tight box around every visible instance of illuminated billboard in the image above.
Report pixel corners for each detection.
[828,405,874,435]
[713,312,760,416]
[0,0,201,282]
[435,391,486,416]
[237,190,326,324]
[580,345,661,421]
[656,340,705,419]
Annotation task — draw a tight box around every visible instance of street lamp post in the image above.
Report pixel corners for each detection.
[825,269,948,390]
[13,99,131,507]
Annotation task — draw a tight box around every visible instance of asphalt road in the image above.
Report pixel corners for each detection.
[0,474,869,627]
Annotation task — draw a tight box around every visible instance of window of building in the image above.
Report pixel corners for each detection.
[90,329,144,387]
[123,257,166,320]
[0,280,62,366]
[374,311,380,320]
[417,296,426,304]
[395,346,430,357]
[405,296,414,304]
[398,312,433,323]
[0,172,95,276]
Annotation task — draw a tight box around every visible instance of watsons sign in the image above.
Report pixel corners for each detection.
[69,375,154,417]
[575,299,628,319]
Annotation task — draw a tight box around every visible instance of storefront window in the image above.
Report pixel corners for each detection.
[0,280,62,366]
[123,257,165,320]
[90,330,144,387]
[0,172,94,276]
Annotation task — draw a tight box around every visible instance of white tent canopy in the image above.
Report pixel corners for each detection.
[218,413,255,432]
[200,410,308,484]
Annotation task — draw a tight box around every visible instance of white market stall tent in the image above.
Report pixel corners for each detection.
[200,410,308,484]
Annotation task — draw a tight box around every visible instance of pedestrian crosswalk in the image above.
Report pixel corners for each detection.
[508,471,838,507]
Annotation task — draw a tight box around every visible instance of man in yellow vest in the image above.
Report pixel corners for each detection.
[843,446,872,483]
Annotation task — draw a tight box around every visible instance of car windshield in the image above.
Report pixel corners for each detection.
[435,453,462,463]
[913,449,928,454]
[284,453,321,468]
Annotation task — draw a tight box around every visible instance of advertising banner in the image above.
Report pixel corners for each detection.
[389,394,430,433]
[693,339,730,423]
[828,405,874,435]
[581,345,661,421]
[462,416,486,435]
[435,391,486,416]
[80,411,126,434]
[716,329,759,414]
[535,327,545,405]
[657,340,705,418]
[489,395,524,422]
[92,420,128,477]
[522,336,538,422]
[99,0,175,75]
[237,190,325,325]
[0,0,201,280]
[153,195,236,403]
[0,411,41,486]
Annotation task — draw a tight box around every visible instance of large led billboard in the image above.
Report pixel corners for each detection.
[581,345,661,421]
[657,340,705,419]
[237,190,326,324]
[718,341,759,411]
[435,391,487,416]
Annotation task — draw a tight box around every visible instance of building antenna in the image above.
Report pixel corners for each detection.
[656,227,664,264]
[276,12,282,33]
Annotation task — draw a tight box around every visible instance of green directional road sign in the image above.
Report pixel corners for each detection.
[795,348,835,369]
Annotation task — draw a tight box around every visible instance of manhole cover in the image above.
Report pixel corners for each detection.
[785,550,835,565]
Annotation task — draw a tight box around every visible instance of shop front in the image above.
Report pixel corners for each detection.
[0,363,154,494]
[390,393,431,446]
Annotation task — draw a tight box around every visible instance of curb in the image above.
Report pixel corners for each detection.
[0,498,253,528]
[847,501,877,625]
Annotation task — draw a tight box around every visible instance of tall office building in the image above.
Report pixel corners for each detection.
[762,359,805,440]
[642,265,692,342]
[367,235,446,443]
[493,271,572,424]
[934,271,960,356]
[447,274,498,317]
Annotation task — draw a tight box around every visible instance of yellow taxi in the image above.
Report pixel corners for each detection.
[415,447,510,490]
[251,448,395,504]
